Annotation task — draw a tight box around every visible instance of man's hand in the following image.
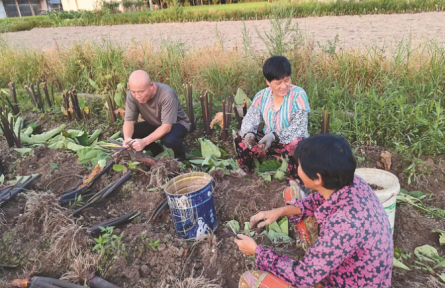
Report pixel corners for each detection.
[130,139,147,151]
[250,209,282,229]
[258,133,275,151]
[244,133,256,149]
[123,138,134,149]
[234,234,258,256]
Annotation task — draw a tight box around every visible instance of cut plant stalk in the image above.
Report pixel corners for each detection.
[183,83,195,132]
[233,103,242,128]
[320,108,331,134]
[59,160,115,205]
[71,171,132,216]
[70,87,83,120]
[63,91,72,121]
[105,94,116,123]
[0,174,41,207]
[220,99,227,140]
[24,85,38,110]
[88,211,140,234]
[8,82,19,115]
[105,138,157,167]
[35,81,44,110]
[120,86,127,102]
[0,105,21,148]
[42,82,52,108]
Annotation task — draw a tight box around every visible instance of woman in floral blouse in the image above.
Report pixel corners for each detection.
[234,134,393,288]
[235,56,310,179]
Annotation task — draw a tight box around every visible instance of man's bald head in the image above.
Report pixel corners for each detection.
[129,70,151,87]
[128,70,156,103]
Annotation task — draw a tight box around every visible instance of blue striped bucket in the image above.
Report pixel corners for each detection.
[164,172,217,239]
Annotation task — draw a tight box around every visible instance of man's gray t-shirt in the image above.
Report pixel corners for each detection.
[124,82,190,130]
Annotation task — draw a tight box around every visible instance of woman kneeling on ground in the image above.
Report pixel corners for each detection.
[234,134,393,288]
[234,55,310,179]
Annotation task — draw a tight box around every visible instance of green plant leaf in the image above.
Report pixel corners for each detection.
[50,163,58,169]
[20,124,66,144]
[434,260,445,269]
[393,258,411,270]
[438,274,445,283]
[267,221,282,233]
[199,138,221,158]
[267,229,293,244]
[98,159,107,168]
[278,217,289,236]
[409,191,426,199]
[14,148,33,155]
[113,164,126,171]
[433,229,445,245]
[234,88,252,106]
[89,78,99,90]
[279,157,288,172]
[273,170,286,180]
[259,160,281,173]
[244,222,251,232]
[414,245,439,263]
[0,174,4,186]
[77,148,109,167]
[225,220,240,233]
[260,172,271,182]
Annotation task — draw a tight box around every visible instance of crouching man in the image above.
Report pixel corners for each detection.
[123,70,189,161]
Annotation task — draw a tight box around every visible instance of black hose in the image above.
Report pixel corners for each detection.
[88,211,139,234]
[88,276,121,288]
[30,277,84,288]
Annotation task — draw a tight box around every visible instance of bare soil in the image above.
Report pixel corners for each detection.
[2,12,445,51]
[1,131,445,287]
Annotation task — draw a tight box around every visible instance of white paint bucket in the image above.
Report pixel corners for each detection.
[355,168,400,233]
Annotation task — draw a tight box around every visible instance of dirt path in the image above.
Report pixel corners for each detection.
[1,12,445,51]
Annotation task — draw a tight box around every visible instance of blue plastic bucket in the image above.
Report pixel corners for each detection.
[164,172,217,239]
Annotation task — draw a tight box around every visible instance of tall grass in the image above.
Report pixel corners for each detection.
[0,20,444,157]
[1,0,445,33]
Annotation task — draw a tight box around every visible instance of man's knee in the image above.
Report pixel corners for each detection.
[161,134,183,148]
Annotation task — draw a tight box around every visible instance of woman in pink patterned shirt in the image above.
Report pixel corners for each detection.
[235,134,393,288]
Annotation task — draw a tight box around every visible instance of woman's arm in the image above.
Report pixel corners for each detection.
[275,110,309,144]
[240,106,262,137]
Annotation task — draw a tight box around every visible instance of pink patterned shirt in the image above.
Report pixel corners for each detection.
[255,175,393,287]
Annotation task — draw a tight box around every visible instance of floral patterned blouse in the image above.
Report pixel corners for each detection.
[255,175,393,288]
[240,85,310,144]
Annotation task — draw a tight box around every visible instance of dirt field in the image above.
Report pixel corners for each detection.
[1,12,445,51]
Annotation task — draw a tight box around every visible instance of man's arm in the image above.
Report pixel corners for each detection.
[129,123,172,151]
[123,121,135,148]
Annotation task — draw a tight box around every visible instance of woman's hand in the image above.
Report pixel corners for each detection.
[250,209,282,229]
[258,133,275,151]
[244,133,256,149]
[234,234,258,256]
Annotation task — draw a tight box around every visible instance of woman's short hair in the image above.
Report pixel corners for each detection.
[263,56,292,82]
[293,134,357,190]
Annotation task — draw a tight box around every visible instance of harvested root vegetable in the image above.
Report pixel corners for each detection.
[88,211,140,234]
[256,144,266,152]
[28,276,84,288]
[0,174,41,207]
[59,161,114,205]
[71,171,132,216]
[88,276,121,288]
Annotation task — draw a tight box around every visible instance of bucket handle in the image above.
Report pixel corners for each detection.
[380,193,397,205]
